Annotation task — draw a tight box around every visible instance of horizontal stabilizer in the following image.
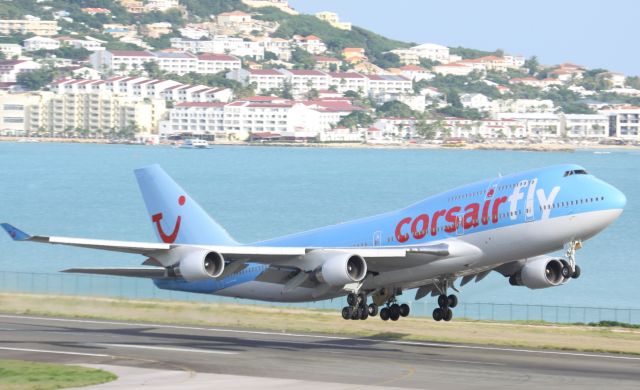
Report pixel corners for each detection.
[62,267,167,278]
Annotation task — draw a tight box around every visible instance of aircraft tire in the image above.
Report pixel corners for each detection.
[390,303,400,318]
[380,307,390,321]
[390,311,400,321]
[368,303,379,317]
[433,308,443,321]
[399,303,410,317]
[360,308,369,320]
[572,265,581,279]
[448,294,458,308]
[443,308,453,322]
[347,293,357,307]
[438,294,449,308]
[342,306,352,320]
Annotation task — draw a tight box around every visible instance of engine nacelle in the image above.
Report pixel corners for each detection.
[508,256,565,289]
[176,249,225,281]
[313,253,367,286]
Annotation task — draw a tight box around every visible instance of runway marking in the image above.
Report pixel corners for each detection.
[0,346,110,357]
[2,314,639,362]
[434,358,504,366]
[93,343,238,355]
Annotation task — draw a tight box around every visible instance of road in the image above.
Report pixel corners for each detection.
[0,314,638,389]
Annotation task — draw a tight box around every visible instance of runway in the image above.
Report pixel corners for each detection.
[0,314,639,389]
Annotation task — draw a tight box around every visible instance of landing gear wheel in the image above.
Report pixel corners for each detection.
[351,307,361,320]
[448,294,458,308]
[571,265,581,279]
[399,303,410,317]
[341,306,353,320]
[368,303,379,317]
[380,307,390,321]
[346,293,357,307]
[390,310,400,321]
[389,303,400,318]
[438,294,449,308]
[561,266,571,279]
[360,307,369,320]
[443,308,453,322]
[433,308,443,321]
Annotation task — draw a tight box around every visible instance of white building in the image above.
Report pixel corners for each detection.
[145,0,179,12]
[23,36,60,51]
[496,113,562,138]
[70,39,105,52]
[293,35,327,55]
[90,50,241,75]
[0,60,40,82]
[170,36,264,59]
[315,11,351,30]
[0,44,22,59]
[226,68,285,93]
[561,114,609,139]
[410,43,451,63]
[598,106,640,140]
[460,93,490,111]
[489,99,555,115]
[278,69,330,97]
[366,74,413,98]
[432,63,475,76]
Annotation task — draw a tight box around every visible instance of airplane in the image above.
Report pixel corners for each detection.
[1,163,626,322]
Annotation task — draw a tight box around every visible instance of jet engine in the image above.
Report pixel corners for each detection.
[508,256,566,289]
[313,253,367,286]
[175,249,225,281]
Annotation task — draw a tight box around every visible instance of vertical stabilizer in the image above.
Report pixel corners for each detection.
[134,164,237,245]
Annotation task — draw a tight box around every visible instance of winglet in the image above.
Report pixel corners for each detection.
[1,223,32,241]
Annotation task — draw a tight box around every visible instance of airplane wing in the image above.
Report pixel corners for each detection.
[1,223,479,274]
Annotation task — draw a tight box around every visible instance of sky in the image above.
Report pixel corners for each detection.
[288,0,638,76]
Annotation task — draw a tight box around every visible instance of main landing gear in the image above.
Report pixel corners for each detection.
[341,292,378,320]
[432,279,458,322]
[341,291,410,321]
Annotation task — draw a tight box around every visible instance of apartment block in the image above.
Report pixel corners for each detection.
[599,106,640,140]
[0,19,60,36]
[171,36,264,59]
[226,68,285,93]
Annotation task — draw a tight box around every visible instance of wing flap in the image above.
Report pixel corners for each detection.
[62,267,167,278]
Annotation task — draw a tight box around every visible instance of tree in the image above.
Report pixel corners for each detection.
[338,111,373,129]
[524,56,540,76]
[16,68,58,90]
[291,47,315,69]
[414,119,439,140]
[263,51,278,61]
[376,100,416,118]
[143,61,163,78]
[305,88,319,100]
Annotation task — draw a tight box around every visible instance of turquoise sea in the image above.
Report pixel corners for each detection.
[0,143,637,309]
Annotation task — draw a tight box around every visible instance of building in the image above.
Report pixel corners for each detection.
[366,74,413,98]
[23,36,60,51]
[90,50,241,75]
[0,19,59,36]
[251,36,292,61]
[562,114,609,139]
[0,91,47,135]
[315,11,351,30]
[293,35,326,55]
[241,0,298,15]
[597,72,626,88]
[342,48,367,63]
[0,44,23,59]
[460,93,490,111]
[217,11,252,24]
[142,22,173,38]
[226,68,285,93]
[145,0,180,12]
[496,113,562,138]
[159,96,361,140]
[432,63,475,76]
[396,65,433,81]
[509,77,563,88]
[0,60,40,82]
[70,39,105,52]
[599,106,640,140]
[313,56,342,71]
[278,69,331,97]
[170,36,264,59]
[81,8,111,15]
[489,99,555,115]
[103,24,137,38]
[119,0,145,14]
[409,43,451,63]
[0,91,166,136]
[51,76,233,103]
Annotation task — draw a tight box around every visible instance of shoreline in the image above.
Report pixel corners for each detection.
[1,136,637,152]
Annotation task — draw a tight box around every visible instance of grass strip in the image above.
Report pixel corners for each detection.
[1,292,639,355]
[0,359,116,390]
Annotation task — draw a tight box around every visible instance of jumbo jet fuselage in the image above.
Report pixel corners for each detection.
[154,164,626,302]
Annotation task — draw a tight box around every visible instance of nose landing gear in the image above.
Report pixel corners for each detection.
[563,240,582,279]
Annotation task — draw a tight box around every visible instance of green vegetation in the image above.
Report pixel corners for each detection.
[255,7,410,59]
[16,67,61,90]
[0,359,116,390]
[181,0,248,20]
[449,46,503,59]
[30,47,92,61]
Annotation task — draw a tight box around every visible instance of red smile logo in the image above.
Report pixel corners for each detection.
[152,195,185,243]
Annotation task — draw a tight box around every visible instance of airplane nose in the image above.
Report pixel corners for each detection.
[607,184,627,210]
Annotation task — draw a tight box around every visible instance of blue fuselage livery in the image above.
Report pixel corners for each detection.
[2,163,626,322]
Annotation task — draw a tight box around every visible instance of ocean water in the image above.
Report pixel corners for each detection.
[0,143,637,309]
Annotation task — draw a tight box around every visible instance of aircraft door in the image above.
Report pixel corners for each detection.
[525,178,536,222]
[373,231,382,246]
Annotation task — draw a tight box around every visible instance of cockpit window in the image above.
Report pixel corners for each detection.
[563,169,588,177]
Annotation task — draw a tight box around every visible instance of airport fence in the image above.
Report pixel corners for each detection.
[1,270,639,325]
